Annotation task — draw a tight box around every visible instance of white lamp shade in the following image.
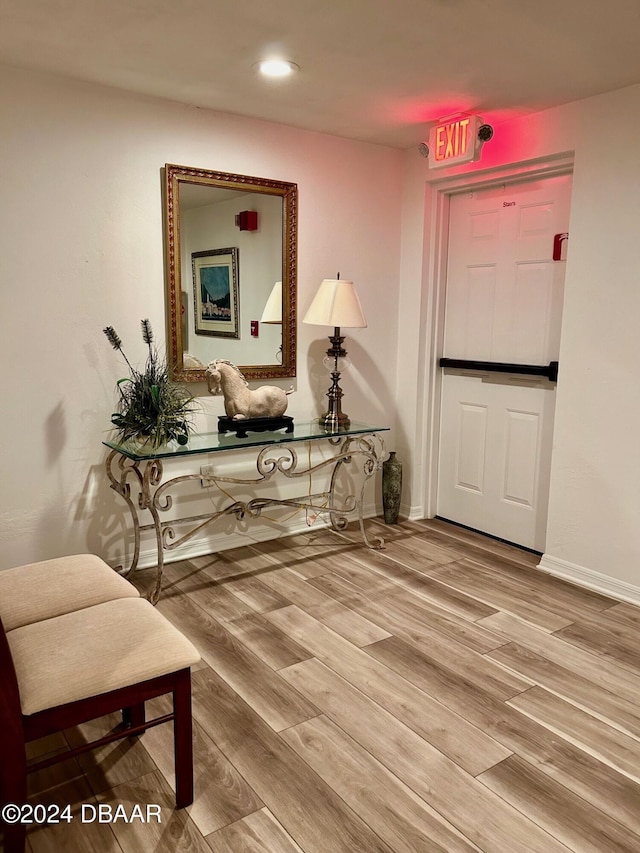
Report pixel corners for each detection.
[302,279,367,328]
[260,281,282,324]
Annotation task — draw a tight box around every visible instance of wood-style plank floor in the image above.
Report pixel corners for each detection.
[22,519,640,853]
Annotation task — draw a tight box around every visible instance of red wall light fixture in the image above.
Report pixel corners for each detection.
[235,210,258,231]
[419,114,493,169]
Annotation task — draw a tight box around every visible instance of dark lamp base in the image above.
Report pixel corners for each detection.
[319,411,350,433]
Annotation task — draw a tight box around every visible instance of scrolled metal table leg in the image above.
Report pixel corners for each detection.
[105,450,143,578]
[141,459,166,605]
[357,463,385,550]
[327,439,350,533]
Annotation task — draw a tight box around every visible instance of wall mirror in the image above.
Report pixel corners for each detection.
[164,164,297,383]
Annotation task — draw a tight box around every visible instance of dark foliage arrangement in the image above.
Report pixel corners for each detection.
[103,320,194,447]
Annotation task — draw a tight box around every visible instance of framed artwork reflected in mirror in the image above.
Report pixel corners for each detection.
[192,247,239,339]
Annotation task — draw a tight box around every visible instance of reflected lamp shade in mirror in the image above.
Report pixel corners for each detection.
[261,281,283,362]
[260,281,282,324]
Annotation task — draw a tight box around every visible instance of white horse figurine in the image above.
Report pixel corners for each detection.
[206,359,293,420]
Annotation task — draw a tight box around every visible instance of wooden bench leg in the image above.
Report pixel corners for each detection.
[122,702,146,730]
[0,736,27,853]
[2,820,26,853]
[0,618,28,853]
[173,669,194,808]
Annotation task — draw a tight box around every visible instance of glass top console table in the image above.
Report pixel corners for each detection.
[104,421,389,603]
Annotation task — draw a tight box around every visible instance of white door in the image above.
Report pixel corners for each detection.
[437,174,572,551]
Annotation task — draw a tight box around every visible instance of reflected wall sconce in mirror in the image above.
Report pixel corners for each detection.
[303,275,367,432]
[235,210,258,231]
[260,280,283,362]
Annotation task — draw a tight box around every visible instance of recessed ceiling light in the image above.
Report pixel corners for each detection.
[255,59,299,78]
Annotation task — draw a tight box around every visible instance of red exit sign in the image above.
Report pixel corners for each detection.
[428,114,483,169]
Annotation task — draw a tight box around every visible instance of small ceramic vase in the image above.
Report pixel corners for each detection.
[382,451,402,524]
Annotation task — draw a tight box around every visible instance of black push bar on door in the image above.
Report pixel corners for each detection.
[439,358,559,382]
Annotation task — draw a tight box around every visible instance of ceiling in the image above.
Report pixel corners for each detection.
[2,0,640,149]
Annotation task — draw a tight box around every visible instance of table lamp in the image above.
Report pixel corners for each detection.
[303,275,367,431]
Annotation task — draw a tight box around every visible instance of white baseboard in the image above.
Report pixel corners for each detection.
[406,504,424,521]
[538,553,640,606]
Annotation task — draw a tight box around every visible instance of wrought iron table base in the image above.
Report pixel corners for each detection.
[105,433,385,604]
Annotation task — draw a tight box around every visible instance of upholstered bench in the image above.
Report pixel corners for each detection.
[0,554,201,853]
[0,553,140,630]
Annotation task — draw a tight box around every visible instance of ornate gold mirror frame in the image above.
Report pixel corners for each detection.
[164,164,297,382]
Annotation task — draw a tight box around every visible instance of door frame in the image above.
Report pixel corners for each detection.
[419,155,575,543]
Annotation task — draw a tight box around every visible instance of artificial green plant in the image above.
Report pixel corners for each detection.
[103,319,194,447]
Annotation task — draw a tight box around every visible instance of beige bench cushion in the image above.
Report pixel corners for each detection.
[8,598,201,716]
[0,554,139,631]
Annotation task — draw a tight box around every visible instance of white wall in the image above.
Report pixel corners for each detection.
[397,84,640,601]
[0,64,402,570]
